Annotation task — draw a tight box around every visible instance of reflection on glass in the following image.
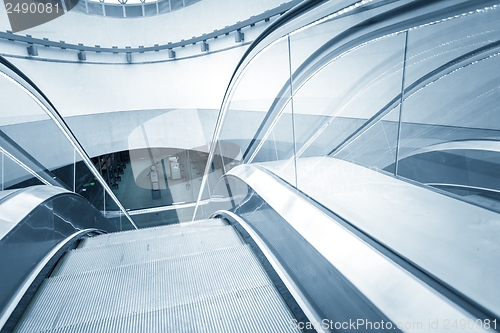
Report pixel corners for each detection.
[194,38,292,218]
[103,148,206,211]
[107,211,131,232]
[84,144,228,225]
[0,133,64,189]
[0,73,75,190]
[290,33,406,186]
[2,153,44,190]
[295,34,405,153]
[404,6,500,87]
[206,142,226,197]
[129,205,199,229]
[397,37,500,211]
[0,62,136,231]
[219,37,291,167]
[195,2,500,323]
[75,154,106,213]
[288,15,346,74]
[334,106,400,174]
[254,102,297,186]
[73,108,222,223]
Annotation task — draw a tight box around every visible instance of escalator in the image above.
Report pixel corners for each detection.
[10,217,301,333]
[2,0,500,332]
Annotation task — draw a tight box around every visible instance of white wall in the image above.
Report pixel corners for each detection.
[6,44,246,116]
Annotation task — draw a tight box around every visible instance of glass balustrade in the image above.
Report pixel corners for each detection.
[199,0,500,215]
[0,58,134,230]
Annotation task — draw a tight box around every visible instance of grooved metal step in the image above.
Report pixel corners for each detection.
[79,218,228,249]
[52,226,244,276]
[30,285,300,333]
[14,217,300,333]
[14,245,275,333]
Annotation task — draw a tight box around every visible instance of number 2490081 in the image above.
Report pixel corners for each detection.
[444,319,496,330]
[5,2,59,14]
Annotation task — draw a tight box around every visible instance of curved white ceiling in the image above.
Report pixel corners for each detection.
[0,0,289,46]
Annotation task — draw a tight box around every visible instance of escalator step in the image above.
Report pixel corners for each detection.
[14,245,274,333]
[80,218,228,249]
[53,226,244,276]
[30,285,300,333]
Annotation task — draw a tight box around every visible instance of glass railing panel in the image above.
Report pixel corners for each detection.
[105,211,130,231]
[404,4,500,89]
[287,15,344,75]
[196,0,500,322]
[101,149,175,211]
[2,153,44,190]
[290,32,406,187]
[333,106,400,174]
[187,148,212,204]
[0,59,135,230]
[252,102,297,186]
[195,181,212,219]
[0,131,62,188]
[292,32,405,156]
[397,20,500,211]
[75,154,107,213]
[66,108,216,223]
[207,141,226,195]
[194,140,231,220]
[129,209,180,229]
[0,72,75,191]
[104,186,120,213]
[205,175,249,216]
[174,149,198,205]
[218,37,291,165]
[287,0,383,74]
[195,32,294,219]
[75,152,127,217]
